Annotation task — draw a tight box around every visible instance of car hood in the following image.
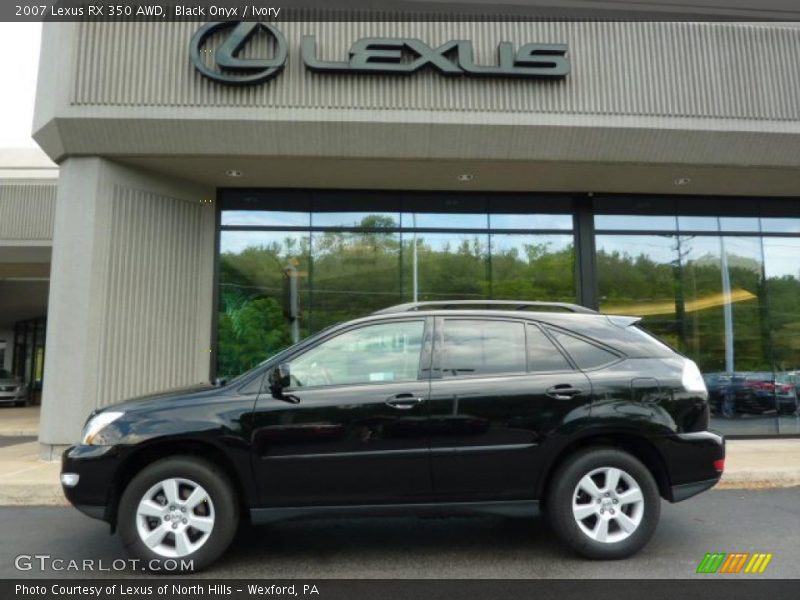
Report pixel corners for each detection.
[102,383,221,414]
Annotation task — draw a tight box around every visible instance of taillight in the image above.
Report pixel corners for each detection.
[713,459,725,472]
[682,360,708,394]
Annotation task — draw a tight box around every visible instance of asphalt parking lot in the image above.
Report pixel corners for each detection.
[0,488,797,579]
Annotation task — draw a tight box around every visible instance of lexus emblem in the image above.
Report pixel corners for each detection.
[190,21,288,86]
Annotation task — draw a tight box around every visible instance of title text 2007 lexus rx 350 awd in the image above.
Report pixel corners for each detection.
[61,301,725,571]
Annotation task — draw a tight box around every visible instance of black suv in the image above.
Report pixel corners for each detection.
[61,301,724,571]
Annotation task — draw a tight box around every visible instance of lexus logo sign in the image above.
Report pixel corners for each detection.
[191,21,570,86]
[191,22,288,85]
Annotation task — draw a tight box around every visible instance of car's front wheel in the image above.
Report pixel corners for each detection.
[117,456,238,572]
[546,448,660,560]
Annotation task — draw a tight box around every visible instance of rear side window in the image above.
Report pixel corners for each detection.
[440,319,526,377]
[526,325,573,372]
[548,328,620,370]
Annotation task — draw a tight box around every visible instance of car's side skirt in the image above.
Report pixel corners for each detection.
[250,499,540,524]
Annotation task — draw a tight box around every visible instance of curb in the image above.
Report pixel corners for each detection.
[718,473,800,490]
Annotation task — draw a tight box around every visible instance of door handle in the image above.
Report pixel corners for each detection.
[385,394,426,410]
[546,384,583,400]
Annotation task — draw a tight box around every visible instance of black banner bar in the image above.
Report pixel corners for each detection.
[3,579,800,600]
[4,0,800,22]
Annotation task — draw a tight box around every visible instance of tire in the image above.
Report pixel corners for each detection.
[546,447,660,560]
[117,456,239,573]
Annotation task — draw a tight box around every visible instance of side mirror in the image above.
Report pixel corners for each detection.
[269,363,299,403]
[270,363,291,391]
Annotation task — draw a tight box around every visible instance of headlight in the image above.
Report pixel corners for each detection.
[81,411,125,445]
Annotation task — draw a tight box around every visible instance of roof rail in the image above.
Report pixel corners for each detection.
[373,300,597,315]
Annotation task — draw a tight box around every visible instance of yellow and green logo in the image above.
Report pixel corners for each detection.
[696,552,773,574]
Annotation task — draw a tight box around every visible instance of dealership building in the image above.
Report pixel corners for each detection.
[5,15,800,456]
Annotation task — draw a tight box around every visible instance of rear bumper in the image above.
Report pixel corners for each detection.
[670,477,720,502]
[664,430,725,503]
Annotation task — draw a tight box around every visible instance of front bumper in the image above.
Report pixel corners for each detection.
[61,445,124,523]
[0,390,26,403]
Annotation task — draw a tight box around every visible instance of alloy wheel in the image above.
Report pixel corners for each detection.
[571,466,645,544]
[135,477,215,558]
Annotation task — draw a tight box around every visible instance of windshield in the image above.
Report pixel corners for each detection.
[0,369,13,379]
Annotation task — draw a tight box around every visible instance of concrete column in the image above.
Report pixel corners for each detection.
[39,158,215,459]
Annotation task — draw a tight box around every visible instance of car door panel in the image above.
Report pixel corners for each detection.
[427,317,591,502]
[251,382,431,506]
[250,317,434,507]
[428,372,590,501]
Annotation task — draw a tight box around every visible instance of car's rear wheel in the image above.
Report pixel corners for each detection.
[118,456,238,572]
[546,448,660,560]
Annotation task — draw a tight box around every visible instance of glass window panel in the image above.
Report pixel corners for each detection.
[403,232,490,302]
[718,217,761,232]
[681,236,775,434]
[548,329,619,370]
[596,235,681,351]
[441,319,526,377]
[312,212,400,228]
[490,234,575,302]
[678,216,761,233]
[288,320,424,387]
[217,231,311,379]
[311,230,403,332]
[763,238,800,433]
[760,218,800,233]
[527,325,573,372]
[677,216,720,232]
[594,215,678,231]
[403,213,488,229]
[221,211,310,227]
[596,234,777,434]
[489,214,573,230]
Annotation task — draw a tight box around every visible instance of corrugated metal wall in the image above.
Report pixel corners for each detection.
[0,180,56,241]
[93,183,213,406]
[70,20,800,122]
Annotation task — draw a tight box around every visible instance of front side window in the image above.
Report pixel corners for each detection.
[288,320,425,388]
[440,319,526,377]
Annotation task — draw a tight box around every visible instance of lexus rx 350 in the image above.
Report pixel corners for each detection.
[60,301,725,571]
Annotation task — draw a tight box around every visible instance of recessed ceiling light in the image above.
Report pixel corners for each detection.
[457,173,474,182]
[225,169,244,178]
[674,177,691,186]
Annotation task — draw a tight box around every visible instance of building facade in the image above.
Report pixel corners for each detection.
[28,18,800,456]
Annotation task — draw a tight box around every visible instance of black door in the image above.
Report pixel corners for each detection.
[427,317,591,502]
[250,318,433,507]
